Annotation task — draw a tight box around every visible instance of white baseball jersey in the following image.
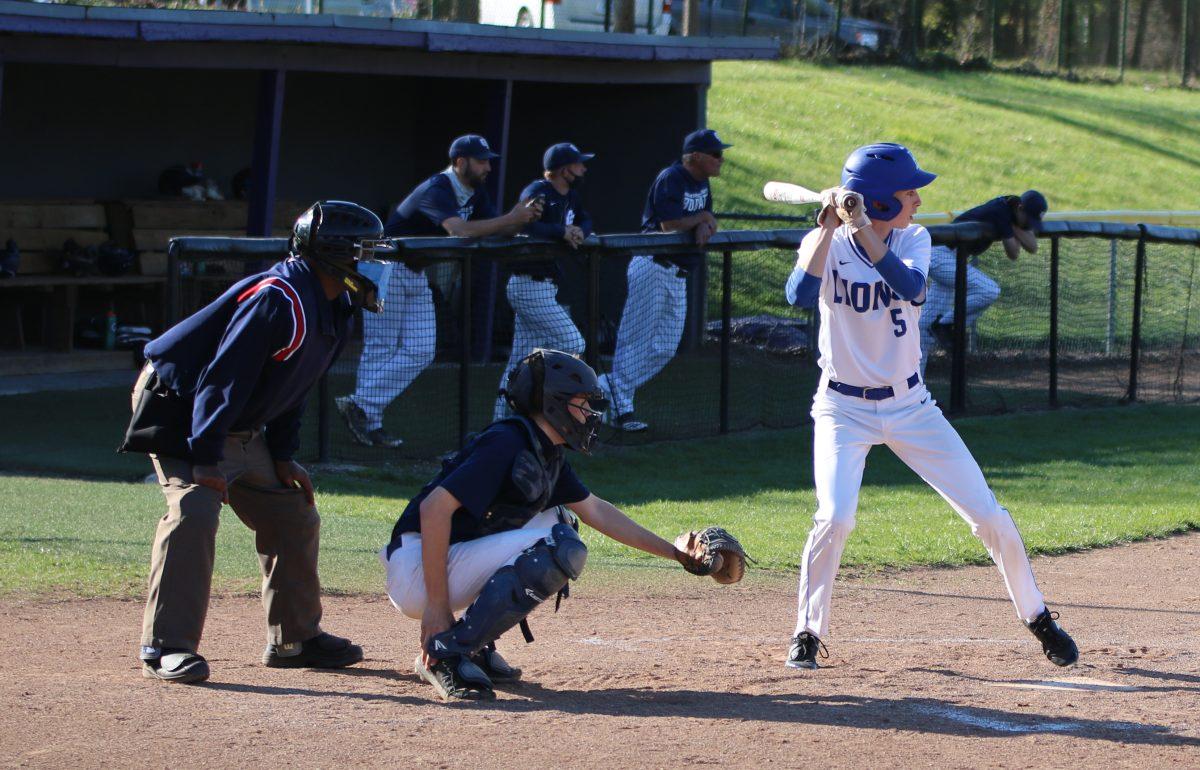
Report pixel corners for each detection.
[814,224,931,386]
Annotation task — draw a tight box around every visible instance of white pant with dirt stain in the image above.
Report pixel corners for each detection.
[352,263,437,432]
[493,274,585,421]
[794,376,1047,639]
[597,256,687,418]
[381,508,565,619]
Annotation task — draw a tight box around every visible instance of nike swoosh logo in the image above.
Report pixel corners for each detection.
[838,260,851,265]
[920,396,929,404]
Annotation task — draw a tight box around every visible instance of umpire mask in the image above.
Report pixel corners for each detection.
[504,349,608,454]
[291,200,392,313]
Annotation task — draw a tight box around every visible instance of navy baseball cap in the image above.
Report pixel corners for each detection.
[1020,189,1048,230]
[683,128,732,155]
[544,142,595,171]
[449,134,501,160]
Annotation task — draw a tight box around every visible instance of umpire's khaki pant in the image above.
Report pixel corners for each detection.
[135,367,324,654]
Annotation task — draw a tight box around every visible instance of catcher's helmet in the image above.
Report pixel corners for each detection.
[291,201,390,312]
[841,143,937,222]
[504,349,608,454]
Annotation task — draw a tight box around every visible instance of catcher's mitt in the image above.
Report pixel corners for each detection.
[674,526,752,584]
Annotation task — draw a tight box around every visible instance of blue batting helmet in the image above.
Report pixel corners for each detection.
[840,143,937,222]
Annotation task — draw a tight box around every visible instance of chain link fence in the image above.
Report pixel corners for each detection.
[167,220,1200,464]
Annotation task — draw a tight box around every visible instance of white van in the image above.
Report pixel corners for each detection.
[480,0,672,34]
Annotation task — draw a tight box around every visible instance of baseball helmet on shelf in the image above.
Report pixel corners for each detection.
[841,143,937,222]
[504,349,608,455]
[291,200,391,313]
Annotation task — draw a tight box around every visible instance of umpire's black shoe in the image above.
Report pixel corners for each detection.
[786,632,828,670]
[263,632,364,669]
[1026,608,1079,667]
[142,648,210,684]
[470,643,522,683]
[415,654,496,702]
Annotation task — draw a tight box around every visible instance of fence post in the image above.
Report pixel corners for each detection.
[585,250,600,372]
[318,373,330,463]
[1183,0,1192,87]
[909,0,920,60]
[1127,231,1146,402]
[1057,0,1069,72]
[1119,0,1130,81]
[740,0,751,36]
[720,251,732,435]
[604,0,611,31]
[833,0,843,46]
[459,255,473,448]
[166,241,181,325]
[950,244,968,414]
[1049,236,1060,408]
[1107,239,1118,355]
[988,0,998,60]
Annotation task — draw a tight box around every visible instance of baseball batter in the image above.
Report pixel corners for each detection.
[783,144,1078,670]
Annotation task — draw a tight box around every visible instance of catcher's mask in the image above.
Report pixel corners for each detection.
[291,200,393,313]
[503,349,607,454]
[840,143,937,222]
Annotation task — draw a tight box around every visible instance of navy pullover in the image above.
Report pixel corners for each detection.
[143,257,353,465]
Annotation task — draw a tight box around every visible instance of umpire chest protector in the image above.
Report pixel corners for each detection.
[479,416,564,536]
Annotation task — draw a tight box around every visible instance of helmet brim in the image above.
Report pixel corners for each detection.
[905,169,938,190]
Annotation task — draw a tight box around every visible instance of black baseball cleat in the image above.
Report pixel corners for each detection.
[415,654,496,702]
[142,648,210,684]
[470,643,522,683]
[786,632,828,670]
[1026,608,1079,667]
[263,632,364,668]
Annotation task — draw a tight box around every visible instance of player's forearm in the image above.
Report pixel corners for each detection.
[419,489,456,609]
[570,496,676,561]
[1013,227,1038,254]
[660,213,710,233]
[443,215,518,239]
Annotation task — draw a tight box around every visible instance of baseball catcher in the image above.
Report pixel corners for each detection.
[379,348,749,701]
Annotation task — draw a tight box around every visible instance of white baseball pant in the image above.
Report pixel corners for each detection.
[794,377,1046,639]
[352,263,437,431]
[597,256,687,418]
[493,274,585,421]
[381,507,565,619]
[920,245,1001,367]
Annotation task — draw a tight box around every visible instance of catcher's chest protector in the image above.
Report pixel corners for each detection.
[480,417,563,536]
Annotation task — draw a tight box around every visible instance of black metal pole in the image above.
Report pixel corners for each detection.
[166,242,181,325]
[1128,232,1146,402]
[585,250,600,372]
[318,373,330,463]
[719,251,732,434]
[1049,236,1060,408]
[604,0,611,31]
[459,255,473,448]
[950,245,968,414]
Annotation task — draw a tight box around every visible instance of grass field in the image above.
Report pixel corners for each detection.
[701,62,1200,344]
[3,404,1197,597]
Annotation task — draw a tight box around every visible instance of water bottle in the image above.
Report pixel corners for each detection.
[104,306,118,351]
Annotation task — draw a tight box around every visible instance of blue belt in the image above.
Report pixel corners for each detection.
[827,372,920,401]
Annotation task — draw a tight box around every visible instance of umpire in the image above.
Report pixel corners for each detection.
[120,201,383,683]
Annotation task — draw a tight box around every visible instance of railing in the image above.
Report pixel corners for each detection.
[168,221,1200,463]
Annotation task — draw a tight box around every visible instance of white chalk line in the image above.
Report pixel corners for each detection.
[914,704,1156,735]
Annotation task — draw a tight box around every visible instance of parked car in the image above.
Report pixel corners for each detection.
[668,0,892,49]
[480,0,671,34]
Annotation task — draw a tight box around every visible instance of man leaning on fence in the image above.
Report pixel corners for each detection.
[118,201,384,684]
[492,141,596,421]
[919,190,1048,371]
[597,128,728,433]
[337,134,544,448]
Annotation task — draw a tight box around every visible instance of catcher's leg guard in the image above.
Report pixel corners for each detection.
[427,523,586,661]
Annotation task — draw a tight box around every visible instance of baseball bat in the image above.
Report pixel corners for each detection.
[762,181,822,205]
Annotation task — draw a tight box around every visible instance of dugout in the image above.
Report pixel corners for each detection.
[0,2,776,368]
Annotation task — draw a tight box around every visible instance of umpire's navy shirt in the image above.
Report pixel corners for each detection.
[144,257,352,465]
[954,195,1019,258]
[509,178,594,281]
[385,171,496,237]
[641,161,712,271]
[388,420,589,553]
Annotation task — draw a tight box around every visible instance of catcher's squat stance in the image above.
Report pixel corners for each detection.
[380,349,748,701]
[783,144,1078,670]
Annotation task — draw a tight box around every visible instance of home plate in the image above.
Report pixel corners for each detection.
[987,676,1141,693]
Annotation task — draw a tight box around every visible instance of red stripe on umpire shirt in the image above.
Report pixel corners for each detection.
[236,277,306,361]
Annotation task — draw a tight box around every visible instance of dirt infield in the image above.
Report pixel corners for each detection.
[3,535,1199,769]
